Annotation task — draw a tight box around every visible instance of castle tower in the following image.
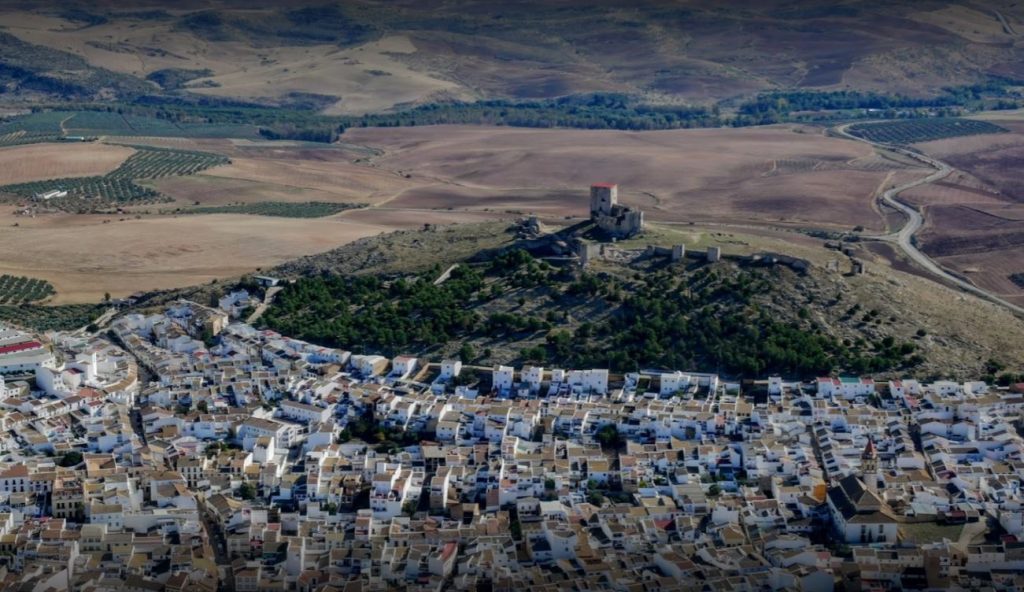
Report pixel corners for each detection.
[590,183,618,218]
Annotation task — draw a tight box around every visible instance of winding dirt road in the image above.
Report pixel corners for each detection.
[835,123,1024,318]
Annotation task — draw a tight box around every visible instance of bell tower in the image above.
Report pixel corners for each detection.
[861,438,879,491]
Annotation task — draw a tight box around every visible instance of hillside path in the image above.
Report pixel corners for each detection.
[247,286,283,325]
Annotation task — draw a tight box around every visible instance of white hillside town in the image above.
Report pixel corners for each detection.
[0,302,1021,591]
[4,4,1024,592]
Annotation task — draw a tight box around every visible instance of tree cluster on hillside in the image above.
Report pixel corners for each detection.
[338,94,724,131]
[258,125,340,143]
[11,75,1022,140]
[262,266,488,356]
[58,8,109,27]
[736,80,1024,124]
[982,359,1024,387]
[262,249,922,378]
[564,268,920,376]
[175,5,377,47]
[145,68,213,91]
[0,32,151,100]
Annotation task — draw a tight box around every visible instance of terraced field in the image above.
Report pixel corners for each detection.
[178,201,365,218]
[0,111,68,134]
[108,145,229,179]
[848,118,1007,145]
[0,304,104,331]
[0,176,160,207]
[0,131,63,147]
[0,275,55,304]
[0,146,229,209]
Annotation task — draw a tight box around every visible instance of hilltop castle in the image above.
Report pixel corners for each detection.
[589,183,644,239]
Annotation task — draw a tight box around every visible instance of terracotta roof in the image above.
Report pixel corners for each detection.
[0,465,28,478]
[0,341,43,355]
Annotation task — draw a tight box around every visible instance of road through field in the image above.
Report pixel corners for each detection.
[835,123,1024,318]
[994,10,1017,36]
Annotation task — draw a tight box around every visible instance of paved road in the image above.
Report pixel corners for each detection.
[834,123,1024,318]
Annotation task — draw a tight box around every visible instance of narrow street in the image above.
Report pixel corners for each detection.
[126,356,154,447]
[200,501,235,592]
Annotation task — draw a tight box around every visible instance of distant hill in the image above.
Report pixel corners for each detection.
[0,1,1022,112]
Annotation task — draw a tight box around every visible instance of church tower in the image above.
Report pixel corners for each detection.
[861,438,879,491]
